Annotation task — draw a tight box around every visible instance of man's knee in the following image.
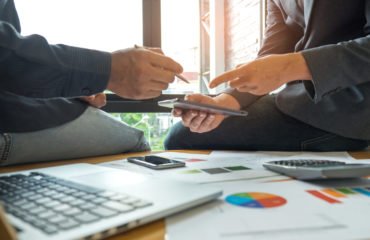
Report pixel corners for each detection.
[130,132,151,152]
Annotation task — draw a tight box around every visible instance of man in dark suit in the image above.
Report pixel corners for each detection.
[165,0,370,151]
[0,0,183,165]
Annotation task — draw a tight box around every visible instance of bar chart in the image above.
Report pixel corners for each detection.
[306,187,370,204]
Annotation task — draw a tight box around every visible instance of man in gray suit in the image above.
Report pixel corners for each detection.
[165,0,370,151]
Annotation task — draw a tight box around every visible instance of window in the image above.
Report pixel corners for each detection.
[15,0,143,51]
[161,0,200,95]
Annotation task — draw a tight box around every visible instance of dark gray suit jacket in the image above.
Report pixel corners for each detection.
[227,0,370,140]
[0,0,110,133]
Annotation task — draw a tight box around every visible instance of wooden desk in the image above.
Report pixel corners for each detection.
[1,149,369,240]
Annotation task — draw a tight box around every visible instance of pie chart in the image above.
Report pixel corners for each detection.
[225,192,287,208]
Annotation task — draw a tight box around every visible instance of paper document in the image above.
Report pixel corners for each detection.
[166,178,370,240]
[100,151,359,184]
[100,152,278,183]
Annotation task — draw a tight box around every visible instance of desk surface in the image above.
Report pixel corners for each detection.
[1,149,370,240]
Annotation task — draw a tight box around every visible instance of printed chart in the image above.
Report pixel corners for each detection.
[307,187,370,204]
[225,192,287,208]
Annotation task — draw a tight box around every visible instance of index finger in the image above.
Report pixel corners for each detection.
[209,68,242,89]
[148,51,183,74]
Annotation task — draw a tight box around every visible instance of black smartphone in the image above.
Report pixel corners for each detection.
[127,155,186,170]
[158,98,248,117]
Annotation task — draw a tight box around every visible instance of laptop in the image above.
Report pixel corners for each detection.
[0,163,222,240]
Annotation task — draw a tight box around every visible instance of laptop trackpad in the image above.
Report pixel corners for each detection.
[72,169,149,189]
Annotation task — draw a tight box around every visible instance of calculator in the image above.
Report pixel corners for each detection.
[263,160,370,180]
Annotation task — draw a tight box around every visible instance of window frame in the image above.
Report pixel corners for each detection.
[143,0,162,48]
[103,94,189,113]
[104,0,189,113]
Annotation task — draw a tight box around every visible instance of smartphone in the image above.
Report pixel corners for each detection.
[158,98,248,117]
[127,155,186,170]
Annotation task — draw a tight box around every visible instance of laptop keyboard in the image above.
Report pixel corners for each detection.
[0,172,152,235]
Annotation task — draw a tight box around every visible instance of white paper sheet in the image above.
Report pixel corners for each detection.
[100,152,279,183]
[166,178,370,240]
[210,150,353,162]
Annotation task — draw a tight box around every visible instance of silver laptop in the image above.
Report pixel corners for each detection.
[0,163,222,240]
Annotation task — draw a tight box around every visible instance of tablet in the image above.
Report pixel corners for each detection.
[158,98,248,117]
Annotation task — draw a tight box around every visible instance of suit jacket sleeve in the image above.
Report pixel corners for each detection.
[301,0,370,103]
[0,0,111,98]
[258,0,304,57]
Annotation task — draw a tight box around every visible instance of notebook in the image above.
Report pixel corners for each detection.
[0,163,222,240]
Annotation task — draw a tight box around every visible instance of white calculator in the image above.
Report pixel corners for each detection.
[263,160,370,180]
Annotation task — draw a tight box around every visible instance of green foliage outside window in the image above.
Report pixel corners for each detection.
[111,113,173,151]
